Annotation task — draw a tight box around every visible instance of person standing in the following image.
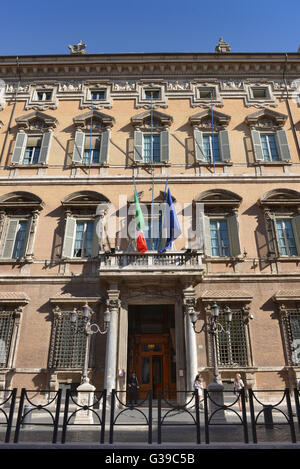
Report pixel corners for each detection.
[233,373,244,411]
[128,371,139,405]
[194,374,204,409]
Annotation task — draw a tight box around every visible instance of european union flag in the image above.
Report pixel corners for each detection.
[160,188,181,252]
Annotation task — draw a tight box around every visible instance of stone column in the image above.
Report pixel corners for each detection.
[183,285,198,393]
[104,286,120,396]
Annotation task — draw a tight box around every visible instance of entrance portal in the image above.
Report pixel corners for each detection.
[128,305,176,399]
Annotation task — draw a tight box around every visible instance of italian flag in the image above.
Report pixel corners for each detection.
[134,189,147,253]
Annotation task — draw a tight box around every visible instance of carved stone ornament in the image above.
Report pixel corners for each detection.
[68,40,87,55]
[215,37,231,54]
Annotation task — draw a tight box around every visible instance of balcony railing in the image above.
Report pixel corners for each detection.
[99,251,203,278]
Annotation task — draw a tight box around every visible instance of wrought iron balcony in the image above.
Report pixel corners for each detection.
[99,250,203,280]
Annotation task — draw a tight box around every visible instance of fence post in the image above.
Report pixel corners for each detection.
[4,388,17,443]
[100,389,107,444]
[240,388,249,444]
[109,389,116,444]
[204,388,209,444]
[294,388,300,433]
[13,388,26,443]
[148,389,153,445]
[248,388,257,444]
[61,389,70,444]
[285,388,296,443]
[157,389,162,444]
[195,391,201,445]
[52,389,62,444]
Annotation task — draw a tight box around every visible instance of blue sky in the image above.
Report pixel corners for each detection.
[2,0,300,55]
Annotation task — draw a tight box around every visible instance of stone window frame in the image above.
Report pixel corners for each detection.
[0,192,44,264]
[190,83,223,108]
[48,296,102,389]
[80,83,113,110]
[244,83,277,108]
[199,292,255,376]
[72,111,115,167]
[193,189,243,261]
[0,294,29,391]
[258,189,300,260]
[61,191,109,261]
[189,109,232,165]
[11,111,57,167]
[135,82,168,109]
[25,83,58,110]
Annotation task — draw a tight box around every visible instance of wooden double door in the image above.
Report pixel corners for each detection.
[128,333,175,399]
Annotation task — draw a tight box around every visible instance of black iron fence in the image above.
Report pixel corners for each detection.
[0,387,300,445]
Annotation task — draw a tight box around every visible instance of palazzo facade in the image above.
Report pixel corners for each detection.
[0,40,300,398]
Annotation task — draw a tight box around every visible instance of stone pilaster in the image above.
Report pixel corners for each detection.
[104,286,120,395]
[183,285,198,392]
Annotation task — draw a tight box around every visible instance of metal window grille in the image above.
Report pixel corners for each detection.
[0,311,15,368]
[49,311,87,368]
[216,311,248,367]
[283,310,300,365]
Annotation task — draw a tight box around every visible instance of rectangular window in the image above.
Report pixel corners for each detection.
[144,213,162,251]
[143,134,161,163]
[198,87,216,99]
[49,312,87,368]
[73,221,94,258]
[203,134,221,162]
[83,136,101,165]
[35,90,53,101]
[144,89,161,100]
[23,136,41,164]
[210,219,230,257]
[0,311,15,368]
[275,219,297,256]
[251,87,268,99]
[260,134,280,162]
[12,221,28,258]
[90,89,106,100]
[216,311,248,367]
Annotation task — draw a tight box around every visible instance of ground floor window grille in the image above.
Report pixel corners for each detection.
[49,311,87,368]
[282,309,300,365]
[0,311,15,368]
[216,311,248,367]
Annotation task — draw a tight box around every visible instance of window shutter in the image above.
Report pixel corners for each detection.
[11,133,27,164]
[291,215,300,256]
[275,130,291,161]
[227,213,241,257]
[160,129,170,162]
[133,130,143,162]
[219,130,231,162]
[250,130,264,161]
[91,220,99,257]
[194,129,206,162]
[38,131,52,164]
[72,131,85,163]
[1,219,18,258]
[199,213,211,256]
[265,213,278,257]
[99,129,110,164]
[62,217,76,258]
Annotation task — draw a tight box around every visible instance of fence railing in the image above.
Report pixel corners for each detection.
[0,387,300,445]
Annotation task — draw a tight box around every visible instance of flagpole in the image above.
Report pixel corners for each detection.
[211,92,215,174]
[150,93,155,250]
[89,96,93,177]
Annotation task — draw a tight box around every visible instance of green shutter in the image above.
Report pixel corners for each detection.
[275,130,291,161]
[11,133,27,164]
[251,130,264,161]
[38,131,52,164]
[194,129,205,162]
[62,217,76,258]
[1,219,18,258]
[99,129,110,164]
[227,214,241,257]
[160,129,170,162]
[72,131,85,163]
[219,130,231,162]
[265,214,278,257]
[291,215,300,256]
[134,130,143,162]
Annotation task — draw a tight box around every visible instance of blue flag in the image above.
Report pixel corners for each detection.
[160,189,181,252]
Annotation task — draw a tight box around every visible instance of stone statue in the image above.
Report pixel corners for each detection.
[68,40,87,55]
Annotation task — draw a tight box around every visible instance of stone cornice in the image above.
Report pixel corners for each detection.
[1,52,300,80]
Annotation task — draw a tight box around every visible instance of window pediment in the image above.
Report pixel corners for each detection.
[15,111,58,131]
[73,110,115,131]
[245,109,287,129]
[259,189,300,208]
[131,110,173,130]
[194,189,242,208]
[0,191,44,211]
[62,191,110,211]
[189,109,231,130]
